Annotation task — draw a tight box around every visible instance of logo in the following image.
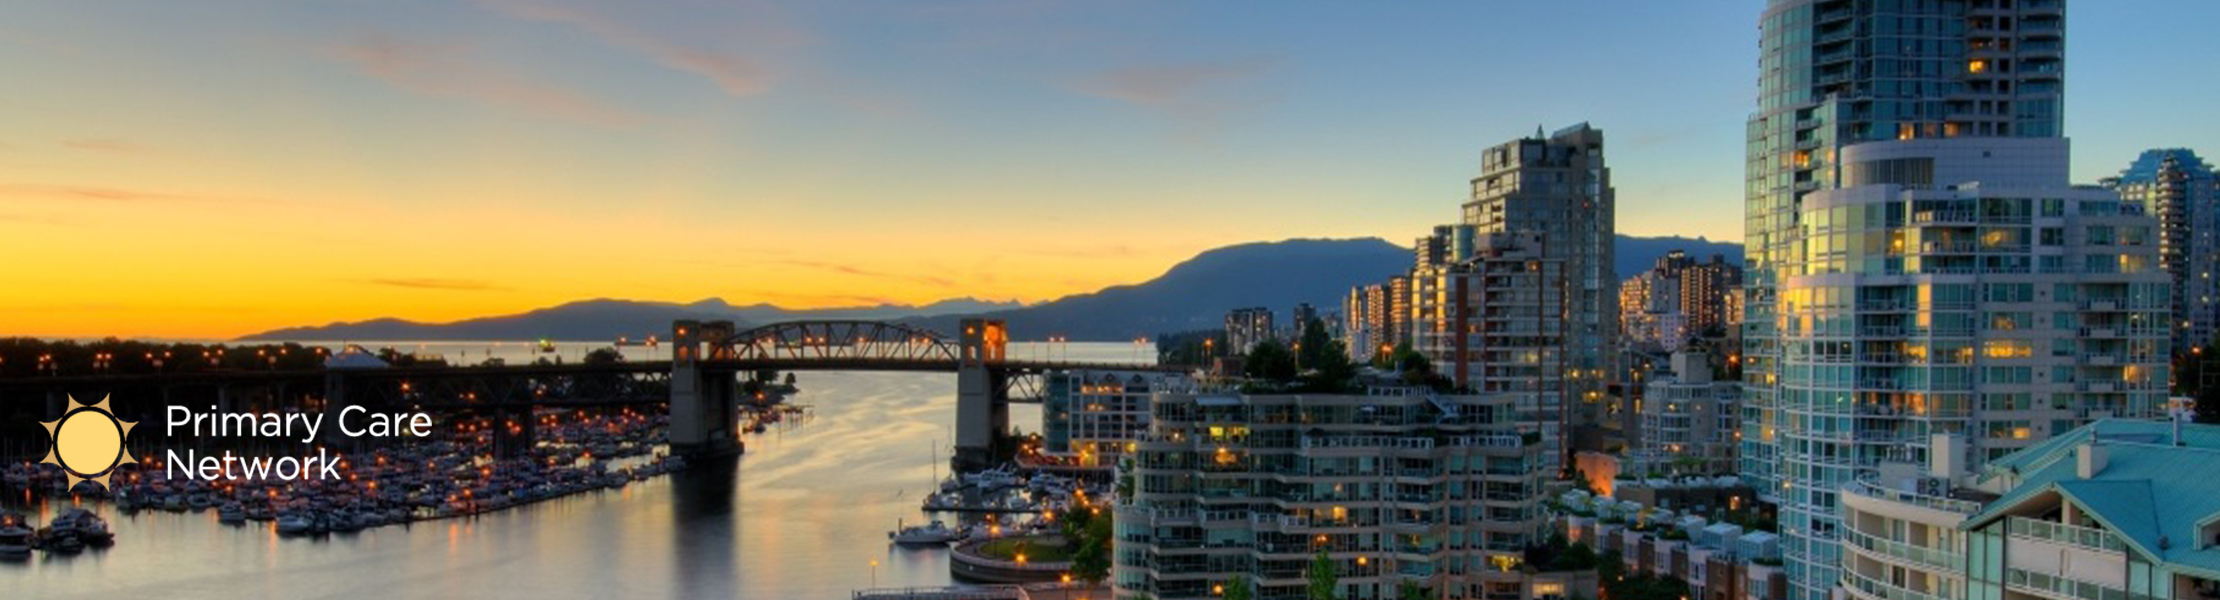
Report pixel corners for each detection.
[38,395,138,491]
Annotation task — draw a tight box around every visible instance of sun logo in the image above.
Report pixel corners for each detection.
[38,395,138,491]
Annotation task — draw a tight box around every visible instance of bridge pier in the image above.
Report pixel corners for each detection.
[953,319,1009,471]
[494,404,536,459]
[670,320,744,458]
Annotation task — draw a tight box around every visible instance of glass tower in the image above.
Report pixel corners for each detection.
[2107,149,2220,356]
[1742,2,2073,599]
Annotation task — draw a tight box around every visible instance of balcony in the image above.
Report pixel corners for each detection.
[1844,477,1982,515]
[1842,527,1963,572]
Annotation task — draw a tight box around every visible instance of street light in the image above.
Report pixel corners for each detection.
[870,559,879,588]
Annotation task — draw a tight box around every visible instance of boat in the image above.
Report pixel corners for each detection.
[275,513,314,536]
[51,509,112,546]
[0,514,31,559]
[218,503,247,525]
[43,529,83,553]
[963,466,1020,490]
[888,520,964,545]
[922,491,966,511]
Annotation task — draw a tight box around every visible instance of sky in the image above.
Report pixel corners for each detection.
[3,1,2217,339]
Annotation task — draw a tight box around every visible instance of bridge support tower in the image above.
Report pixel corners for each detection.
[953,319,1009,471]
[671,320,744,457]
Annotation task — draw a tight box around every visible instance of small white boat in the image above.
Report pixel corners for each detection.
[275,514,314,536]
[964,466,1020,490]
[888,520,964,545]
[922,492,966,511]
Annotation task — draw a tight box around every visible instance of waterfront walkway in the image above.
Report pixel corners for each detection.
[851,583,1108,600]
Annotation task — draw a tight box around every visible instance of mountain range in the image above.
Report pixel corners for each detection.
[238,235,1741,342]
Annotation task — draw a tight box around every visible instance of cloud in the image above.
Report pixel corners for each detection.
[0,182,275,205]
[60,139,149,154]
[324,36,652,127]
[769,259,957,289]
[363,278,507,292]
[472,0,774,97]
[722,289,902,307]
[1066,57,1282,127]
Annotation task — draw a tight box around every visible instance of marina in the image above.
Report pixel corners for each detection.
[0,345,1130,600]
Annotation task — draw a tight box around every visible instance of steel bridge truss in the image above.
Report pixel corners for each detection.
[723,320,959,364]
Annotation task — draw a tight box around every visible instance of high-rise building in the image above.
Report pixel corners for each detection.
[1388,275,1414,351]
[1465,124,1617,428]
[1622,251,1745,352]
[1291,302,1321,336]
[1346,283,1395,363]
[1757,136,2172,600]
[1410,231,1577,471]
[1041,370,1192,469]
[1739,4,2176,600]
[1113,391,1582,600]
[1226,307,1276,355]
[1630,350,1742,476]
[2106,149,2220,355]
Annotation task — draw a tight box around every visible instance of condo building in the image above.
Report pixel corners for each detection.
[2105,149,2220,356]
[1733,3,2180,599]
[1629,350,1742,477]
[1042,370,1195,469]
[1836,412,2220,600]
[1409,231,1577,472]
[1228,308,1278,355]
[1623,251,1747,352]
[1464,124,1618,429]
[1112,391,1577,600]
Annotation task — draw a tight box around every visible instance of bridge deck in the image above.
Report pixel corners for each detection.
[0,359,1183,394]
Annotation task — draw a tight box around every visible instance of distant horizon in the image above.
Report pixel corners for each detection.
[11,233,1742,340]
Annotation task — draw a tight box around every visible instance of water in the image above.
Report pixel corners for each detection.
[2,341,1147,599]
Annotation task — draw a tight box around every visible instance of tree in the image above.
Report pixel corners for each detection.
[1297,317,1334,370]
[1307,549,1340,600]
[1398,579,1430,600]
[1294,317,1358,392]
[1224,574,1255,600]
[1069,507,1115,584]
[1244,339,1299,382]
[2179,344,2220,423]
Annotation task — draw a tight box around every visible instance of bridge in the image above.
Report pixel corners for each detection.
[0,319,1179,469]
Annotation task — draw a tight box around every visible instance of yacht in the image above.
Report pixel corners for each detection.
[921,491,966,512]
[963,466,1020,490]
[218,503,247,525]
[275,513,314,536]
[0,514,32,559]
[888,520,964,545]
[51,509,112,546]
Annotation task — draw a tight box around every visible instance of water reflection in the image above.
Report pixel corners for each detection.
[671,455,738,599]
[0,343,1132,599]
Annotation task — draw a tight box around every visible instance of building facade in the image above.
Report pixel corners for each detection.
[1409,231,1577,473]
[1624,251,1746,352]
[1043,370,1195,469]
[1836,413,2220,600]
[1465,124,1618,429]
[1752,134,2173,600]
[2106,149,2220,355]
[1228,308,1277,356]
[1734,3,2136,598]
[1630,351,1742,476]
[1114,391,1568,600]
